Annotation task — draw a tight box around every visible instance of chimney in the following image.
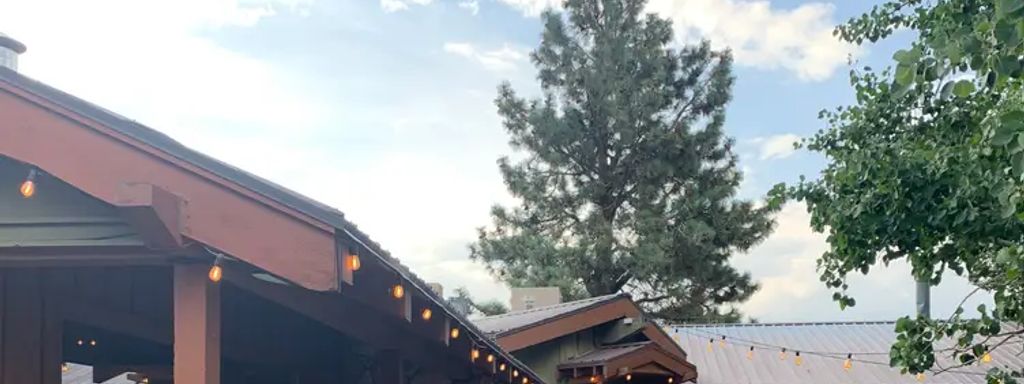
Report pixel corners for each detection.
[510,287,561,311]
[0,33,27,71]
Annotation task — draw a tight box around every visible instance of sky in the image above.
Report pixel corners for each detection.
[0,0,992,323]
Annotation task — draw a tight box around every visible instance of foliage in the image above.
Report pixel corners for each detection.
[470,0,779,322]
[776,0,1024,382]
[448,287,510,317]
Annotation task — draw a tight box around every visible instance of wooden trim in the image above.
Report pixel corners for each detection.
[0,87,338,291]
[496,299,638,352]
[116,183,184,249]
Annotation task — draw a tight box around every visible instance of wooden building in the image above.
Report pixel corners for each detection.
[474,294,697,384]
[0,34,541,384]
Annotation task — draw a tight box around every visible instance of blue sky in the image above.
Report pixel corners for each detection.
[0,0,989,322]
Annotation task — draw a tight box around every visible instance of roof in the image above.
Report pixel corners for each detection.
[670,321,1024,384]
[63,364,131,384]
[474,294,626,336]
[0,66,542,382]
[559,342,650,367]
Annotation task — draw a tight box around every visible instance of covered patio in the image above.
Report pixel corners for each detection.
[0,39,541,384]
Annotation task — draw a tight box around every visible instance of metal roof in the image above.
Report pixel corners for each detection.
[474,293,626,336]
[63,363,132,384]
[669,321,1024,384]
[560,342,650,367]
[0,66,543,383]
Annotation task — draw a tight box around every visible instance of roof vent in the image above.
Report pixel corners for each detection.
[0,33,27,71]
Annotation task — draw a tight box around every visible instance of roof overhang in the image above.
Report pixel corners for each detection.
[558,343,697,383]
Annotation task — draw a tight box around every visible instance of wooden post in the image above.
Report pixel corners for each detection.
[174,264,221,384]
[373,350,404,384]
[0,269,63,384]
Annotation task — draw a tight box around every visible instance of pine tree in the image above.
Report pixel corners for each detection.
[471,0,778,322]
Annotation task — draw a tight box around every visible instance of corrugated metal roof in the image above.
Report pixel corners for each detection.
[560,342,650,367]
[668,322,1024,384]
[474,294,626,336]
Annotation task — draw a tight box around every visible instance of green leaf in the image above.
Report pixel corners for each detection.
[893,47,922,64]
[996,110,1024,146]
[1012,152,1024,177]
[895,64,916,86]
[999,0,1024,16]
[952,80,975,97]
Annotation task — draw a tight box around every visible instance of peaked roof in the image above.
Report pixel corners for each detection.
[0,66,543,383]
[559,342,651,367]
[475,294,626,336]
[671,321,1024,384]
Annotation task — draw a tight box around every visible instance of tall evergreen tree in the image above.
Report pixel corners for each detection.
[470,0,779,322]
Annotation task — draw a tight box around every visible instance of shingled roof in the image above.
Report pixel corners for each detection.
[671,321,1024,384]
[474,293,626,336]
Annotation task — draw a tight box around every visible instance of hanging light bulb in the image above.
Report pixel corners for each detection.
[843,354,853,371]
[513,369,519,378]
[486,354,494,363]
[747,346,754,360]
[499,363,506,372]
[589,376,598,383]
[625,374,632,381]
[981,349,992,364]
[61,363,70,373]
[707,338,714,352]
[779,348,787,360]
[392,284,405,299]
[471,349,480,361]
[420,308,433,321]
[668,378,674,384]
[719,335,727,348]
[450,327,460,339]
[20,169,37,198]
[916,372,926,382]
[522,378,528,384]
[794,351,803,366]
[347,250,361,271]
[208,255,225,283]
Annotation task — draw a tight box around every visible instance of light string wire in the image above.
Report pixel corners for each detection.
[669,327,1007,377]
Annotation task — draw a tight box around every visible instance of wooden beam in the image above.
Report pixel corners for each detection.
[0,248,172,268]
[174,263,221,384]
[116,183,184,249]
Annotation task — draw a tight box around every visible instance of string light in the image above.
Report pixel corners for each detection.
[347,250,361,271]
[522,378,528,384]
[76,339,83,346]
[20,169,36,198]
[916,372,926,382]
[794,351,803,366]
[589,376,598,383]
[89,339,97,347]
[450,327,460,339]
[62,363,70,373]
[499,363,506,372]
[779,348,787,360]
[747,346,754,360]
[513,369,519,378]
[981,349,992,364]
[391,284,405,299]
[668,378,674,383]
[844,354,853,371]
[707,338,714,352]
[626,374,632,381]
[471,349,480,361]
[487,354,494,363]
[421,308,432,321]
[719,335,727,348]
[208,261,223,283]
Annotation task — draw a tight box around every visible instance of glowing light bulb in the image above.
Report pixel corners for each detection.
[486,354,494,363]
[589,376,598,383]
[747,346,754,360]
[348,254,361,271]
[471,349,480,361]
[208,264,223,283]
[719,335,727,348]
[89,340,97,347]
[20,169,36,198]
[522,378,528,384]
[794,352,803,366]
[668,378,674,383]
[981,351,992,364]
[421,308,432,321]
[513,370,519,378]
[843,354,853,371]
[499,363,506,372]
[392,285,405,299]
[62,363,70,373]
[450,327,460,339]
[916,372,926,382]
[625,374,632,381]
[76,339,83,346]
[707,339,714,352]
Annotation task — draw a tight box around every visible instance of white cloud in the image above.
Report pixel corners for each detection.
[459,0,481,15]
[380,0,433,12]
[444,42,528,72]
[496,0,859,81]
[753,133,801,160]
